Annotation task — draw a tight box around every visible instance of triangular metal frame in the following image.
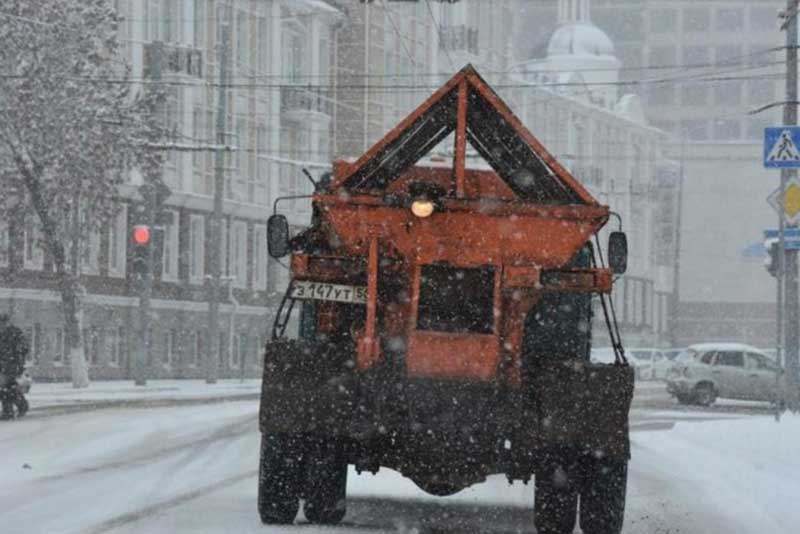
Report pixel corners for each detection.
[331,65,598,206]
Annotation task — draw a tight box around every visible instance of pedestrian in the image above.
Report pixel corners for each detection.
[0,314,29,420]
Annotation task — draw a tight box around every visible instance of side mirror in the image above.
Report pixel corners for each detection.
[608,231,628,274]
[267,214,290,258]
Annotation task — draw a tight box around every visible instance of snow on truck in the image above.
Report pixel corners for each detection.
[259,66,633,534]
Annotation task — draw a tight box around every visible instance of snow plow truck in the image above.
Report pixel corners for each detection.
[259,65,633,534]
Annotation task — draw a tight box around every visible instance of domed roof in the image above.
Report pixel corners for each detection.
[547,22,615,57]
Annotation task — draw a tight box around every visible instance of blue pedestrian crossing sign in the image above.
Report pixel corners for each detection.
[764,127,800,168]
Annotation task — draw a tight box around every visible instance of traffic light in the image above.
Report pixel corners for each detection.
[765,238,780,278]
[131,224,152,276]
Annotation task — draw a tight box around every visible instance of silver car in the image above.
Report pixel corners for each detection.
[666,343,782,406]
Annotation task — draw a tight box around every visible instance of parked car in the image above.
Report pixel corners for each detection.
[666,343,782,406]
[627,348,672,381]
[662,348,685,361]
[590,348,671,380]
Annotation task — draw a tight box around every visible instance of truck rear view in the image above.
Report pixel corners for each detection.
[259,65,633,534]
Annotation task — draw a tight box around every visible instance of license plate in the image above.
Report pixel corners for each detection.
[290,280,367,304]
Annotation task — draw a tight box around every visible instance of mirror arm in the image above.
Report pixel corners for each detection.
[272,194,314,216]
[609,211,623,231]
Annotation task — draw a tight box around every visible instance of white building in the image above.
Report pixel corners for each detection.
[507,0,678,346]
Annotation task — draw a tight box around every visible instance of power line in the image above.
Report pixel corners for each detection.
[0,69,786,90]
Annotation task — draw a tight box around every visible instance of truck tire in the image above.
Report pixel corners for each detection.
[303,438,348,525]
[257,433,303,525]
[534,462,578,534]
[579,457,627,534]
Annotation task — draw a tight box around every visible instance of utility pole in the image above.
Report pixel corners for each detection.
[670,134,685,347]
[132,41,163,386]
[207,19,230,384]
[783,0,800,409]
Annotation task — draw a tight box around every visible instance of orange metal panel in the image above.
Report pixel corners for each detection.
[321,205,604,270]
[503,266,541,288]
[357,237,380,371]
[454,80,468,198]
[406,330,500,381]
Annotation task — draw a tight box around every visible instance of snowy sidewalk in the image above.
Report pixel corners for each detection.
[25,379,262,414]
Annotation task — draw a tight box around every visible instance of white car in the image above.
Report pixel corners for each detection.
[590,347,670,381]
[666,343,782,406]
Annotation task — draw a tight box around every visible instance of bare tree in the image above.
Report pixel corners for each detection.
[0,1,162,387]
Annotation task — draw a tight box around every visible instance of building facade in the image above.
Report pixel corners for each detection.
[515,0,784,349]
[1,0,344,381]
[508,0,679,347]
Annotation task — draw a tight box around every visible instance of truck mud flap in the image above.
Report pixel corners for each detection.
[533,361,634,460]
[259,339,357,435]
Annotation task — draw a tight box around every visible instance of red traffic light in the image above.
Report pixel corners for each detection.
[132,225,151,246]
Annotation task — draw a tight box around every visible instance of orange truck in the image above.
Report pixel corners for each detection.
[259,66,633,534]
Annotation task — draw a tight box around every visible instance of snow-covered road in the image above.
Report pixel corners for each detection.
[1,401,798,534]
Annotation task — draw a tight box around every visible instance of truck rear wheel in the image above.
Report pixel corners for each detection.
[579,457,627,534]
[534,462,578,534]
[303,439,348,525]
[257,433,303,524]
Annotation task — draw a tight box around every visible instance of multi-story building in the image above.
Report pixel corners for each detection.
[508,0,679,347]
[515,0,784,348]
[1,0,344,381]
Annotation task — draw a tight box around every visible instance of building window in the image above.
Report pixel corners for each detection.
[649,46,676,68]
[683,120,709,140]
[714,81,740,106]
[194,0,206,48]
[23,325,42,365]
[0,219,8,267]
[24,214,44,270]
[258,16,269,73]
[715,45,741,66]
[162,0,179,43]
[163,330,173,365]
[235,10,249,65]
[217,332,227,366]
[232,333,247,368]
[650,9,676,33]
[716,8,743,31]
[682,86,708,106]
[193,330,204,366]
[189,215,205,282]
[106,328,119,366]
[253,224,268,290]
[713,119,741,140]
[145,0,160,41]
[750,7,778,31]
[192,107,205,178]
[161,210,179,281]
[117,326,127,367]
[232,221,247,287]
[84,327,100,366]
[53,328,63,364]
[749,79,774,104]
[108,205,127,277]
[683,8,710,32]
[683,46,709,67]
[647,85,674,106]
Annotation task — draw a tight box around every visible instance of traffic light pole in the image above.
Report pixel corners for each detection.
[132,41,164,386]
[207,22,230,384]
[783,0,799,409]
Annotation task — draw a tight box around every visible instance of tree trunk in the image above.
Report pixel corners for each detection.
[18,159,90,388]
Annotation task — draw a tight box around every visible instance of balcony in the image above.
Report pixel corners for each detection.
[143,42,203,79]
[439,25,479,55]
[280,86,334,122]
